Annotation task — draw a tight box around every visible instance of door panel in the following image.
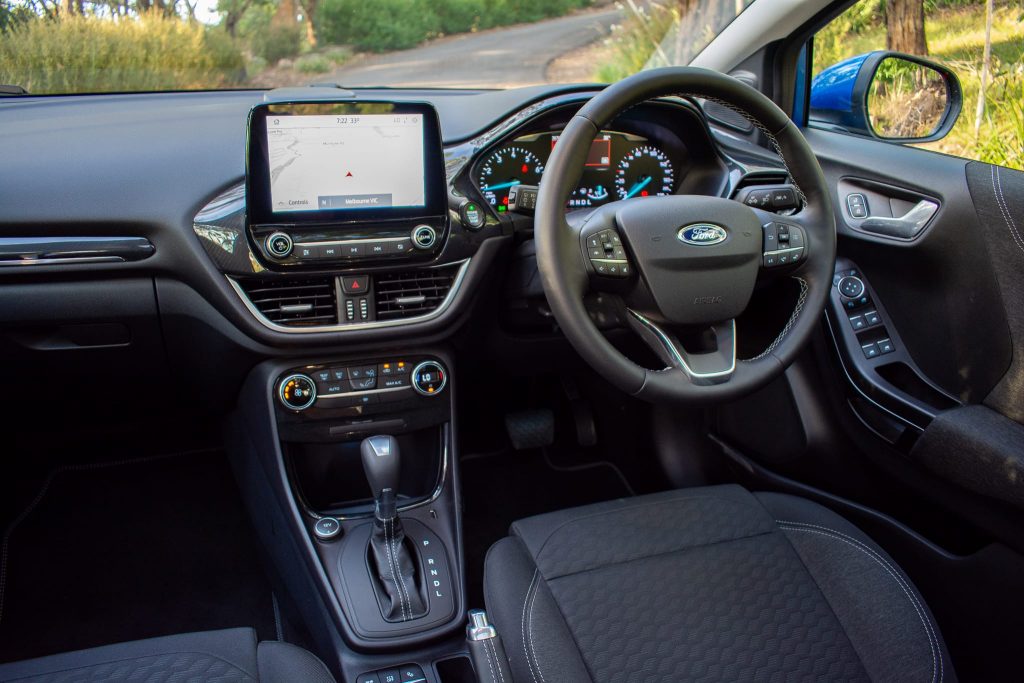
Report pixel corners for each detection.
[803,127,1013,407]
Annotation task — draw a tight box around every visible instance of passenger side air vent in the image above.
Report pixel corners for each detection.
[374,268,457,320]
[238,277,338,326]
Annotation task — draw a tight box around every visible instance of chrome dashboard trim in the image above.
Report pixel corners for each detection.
[226,258,471,334]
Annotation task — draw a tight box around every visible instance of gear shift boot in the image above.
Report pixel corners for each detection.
[361,435,428,622]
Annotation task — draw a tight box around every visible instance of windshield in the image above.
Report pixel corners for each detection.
[0,0,754,94]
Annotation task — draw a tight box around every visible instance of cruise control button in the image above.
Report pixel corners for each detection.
[341,276,369,294]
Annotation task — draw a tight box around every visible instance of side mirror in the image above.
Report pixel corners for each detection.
[809,50,962,143]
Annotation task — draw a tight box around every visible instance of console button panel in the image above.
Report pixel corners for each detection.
[762,221,807,268]
[583,228,632,278]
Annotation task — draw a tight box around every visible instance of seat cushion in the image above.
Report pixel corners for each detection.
[484,485,954,683]
[0,628,336,683]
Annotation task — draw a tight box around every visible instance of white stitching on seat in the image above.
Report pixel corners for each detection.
[992,165,1024,255]
[487,636,507,683]
[527,572,548,683]
[521,570,541,683]
[777,520,941,683]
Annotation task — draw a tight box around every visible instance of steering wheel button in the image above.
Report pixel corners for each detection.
[612,246,626,259]
[589,247,604,258]
[763,252,778,267]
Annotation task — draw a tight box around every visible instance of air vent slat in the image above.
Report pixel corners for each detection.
[238,277,338,327]
[374,268,456,321]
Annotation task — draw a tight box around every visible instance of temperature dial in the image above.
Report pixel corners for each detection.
[412,361,447,396]
[278,374,317,411]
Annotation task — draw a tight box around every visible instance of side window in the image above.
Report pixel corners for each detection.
[810,0,1023,171]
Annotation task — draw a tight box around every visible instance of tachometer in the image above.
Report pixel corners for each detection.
[614,146,675,200]
[477,146,544,211]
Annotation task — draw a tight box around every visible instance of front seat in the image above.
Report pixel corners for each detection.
[484,485,954,682]
[0,628,336,683]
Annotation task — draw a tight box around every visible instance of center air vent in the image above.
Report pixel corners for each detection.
[238,277,338,326]
[374,268,456,320]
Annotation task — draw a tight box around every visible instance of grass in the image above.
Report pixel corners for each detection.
[0,13,246,94]
[814,1,1024,170]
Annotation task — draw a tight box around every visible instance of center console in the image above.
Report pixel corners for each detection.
[226,347,472,681]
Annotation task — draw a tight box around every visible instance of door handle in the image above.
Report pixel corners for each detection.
[859,200,939,239]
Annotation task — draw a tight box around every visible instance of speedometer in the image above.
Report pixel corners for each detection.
[477,146,544,211]
[614,146,675,200]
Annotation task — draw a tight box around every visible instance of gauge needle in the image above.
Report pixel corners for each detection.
[625,176,652,198]
[483,180,521,191]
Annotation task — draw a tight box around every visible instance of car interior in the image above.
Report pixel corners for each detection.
[2,1,1023,681]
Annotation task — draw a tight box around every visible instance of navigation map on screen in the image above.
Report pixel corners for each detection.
[266,113,426,213]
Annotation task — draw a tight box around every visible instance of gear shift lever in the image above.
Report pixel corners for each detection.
[360,435,427,622]
[360,435,401,502]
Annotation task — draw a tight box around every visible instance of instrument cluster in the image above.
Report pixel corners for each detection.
[475,129,682,212]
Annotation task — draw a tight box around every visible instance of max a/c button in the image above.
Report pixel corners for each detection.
[342,276,369,294]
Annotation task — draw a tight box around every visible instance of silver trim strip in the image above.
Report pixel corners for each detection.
[627,310,737,380]
[317,385,412,400]
[0,256,124,267]
[227,258,471,334]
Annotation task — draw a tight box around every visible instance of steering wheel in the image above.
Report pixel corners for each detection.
[536,67,836,402]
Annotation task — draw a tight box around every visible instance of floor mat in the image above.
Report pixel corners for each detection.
[460,448,633,609]
[0,450,277,663]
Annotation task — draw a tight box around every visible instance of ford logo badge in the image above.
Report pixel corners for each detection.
[677,223,727,246]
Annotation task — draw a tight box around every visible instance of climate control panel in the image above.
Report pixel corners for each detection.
[275,356,449,413]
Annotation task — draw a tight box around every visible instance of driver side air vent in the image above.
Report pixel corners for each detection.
[374,268,457,320]
[238,277,338,326]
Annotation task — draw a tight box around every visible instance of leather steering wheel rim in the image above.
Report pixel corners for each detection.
[535,67,836,403]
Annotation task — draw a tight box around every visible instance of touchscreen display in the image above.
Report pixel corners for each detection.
[266,112,426,213]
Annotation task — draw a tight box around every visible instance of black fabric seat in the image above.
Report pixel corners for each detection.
[0,628,336,683]
[484,485,955,683]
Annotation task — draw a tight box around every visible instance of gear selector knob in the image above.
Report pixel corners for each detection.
[360,435,400,500]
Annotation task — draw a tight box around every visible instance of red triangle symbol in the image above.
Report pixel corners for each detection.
[351,281,360,289]
[346,171,353,177]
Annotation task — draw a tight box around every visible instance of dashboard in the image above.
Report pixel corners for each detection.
[0,85,783,415]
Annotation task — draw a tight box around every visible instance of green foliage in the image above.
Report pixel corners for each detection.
[315,0,590,52]
[317,0,440,51]
[295,53,331,73]
[251,22,303,62]
[0,0,34,34]
[594,2,679,83]
[0,12,246,94]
